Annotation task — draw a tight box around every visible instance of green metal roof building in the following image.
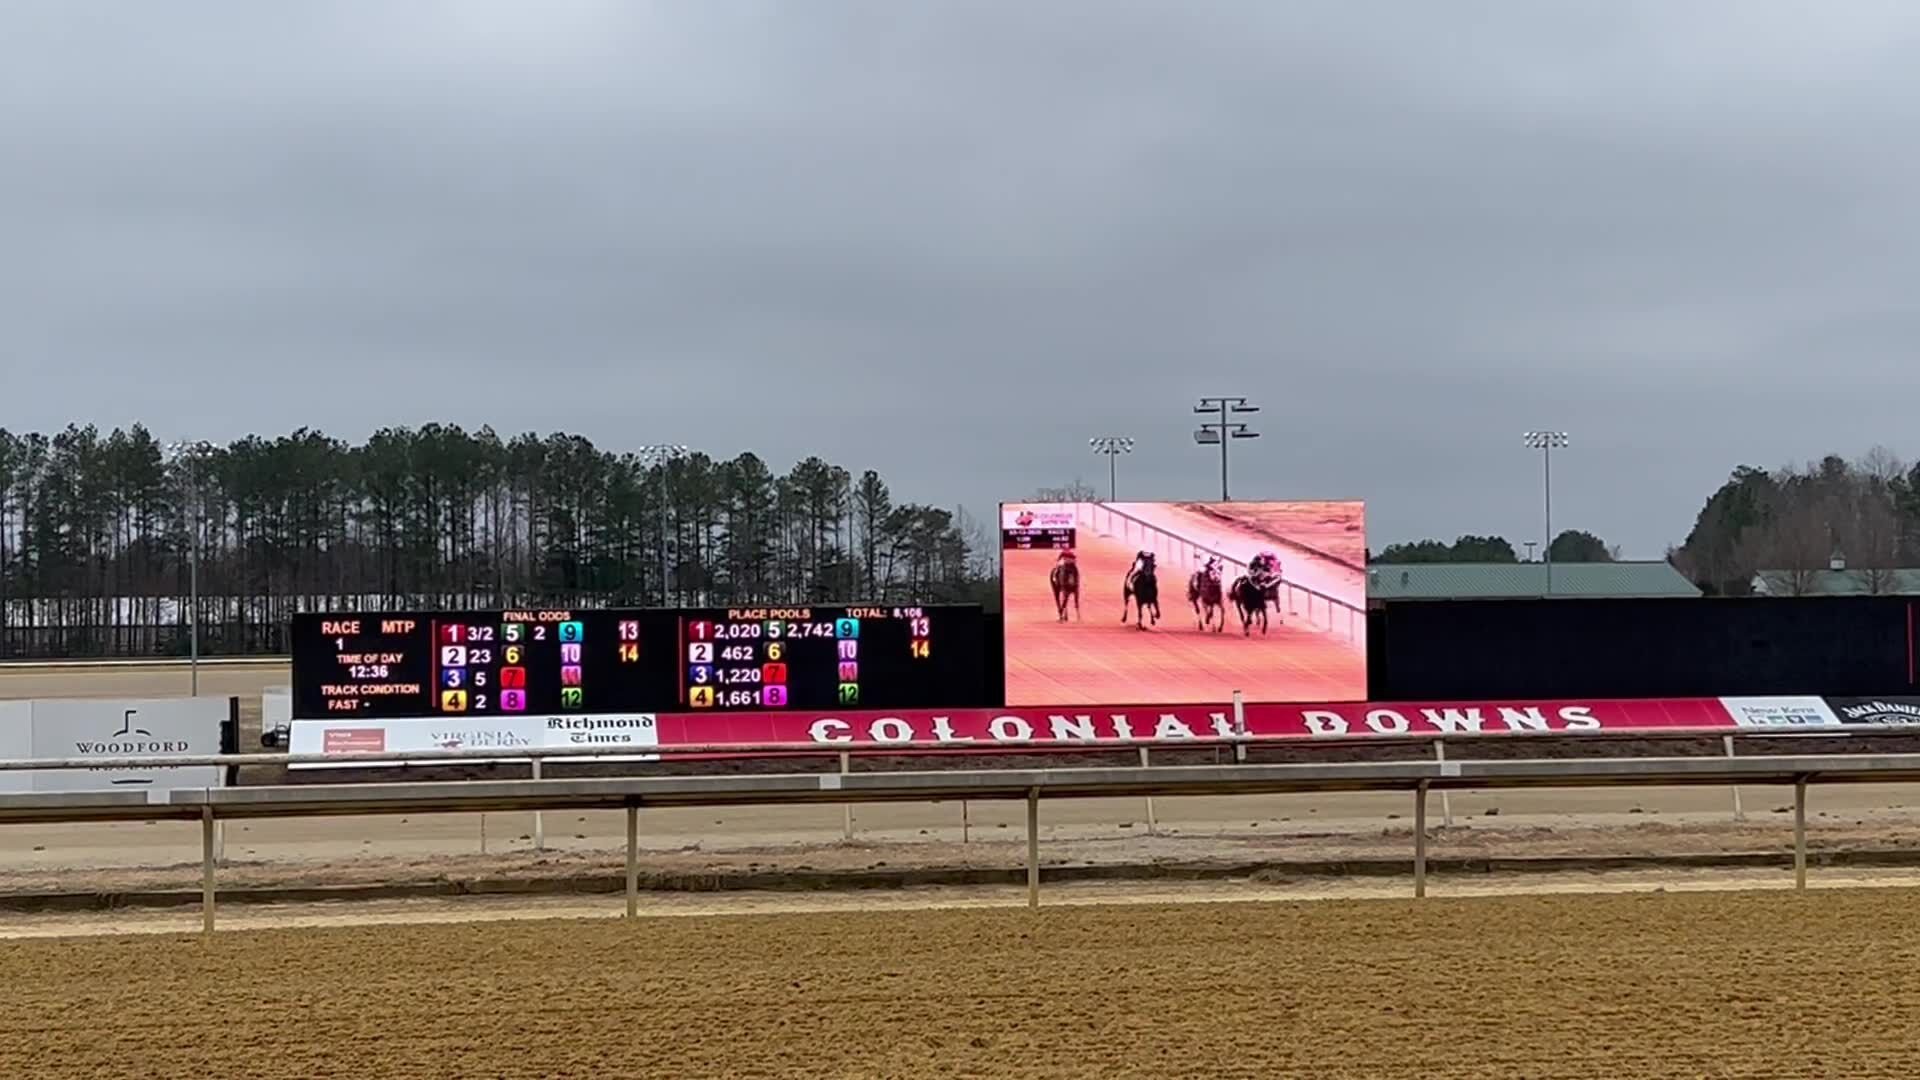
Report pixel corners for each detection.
[1367,562,1702,602]
[1749,568,1920,596]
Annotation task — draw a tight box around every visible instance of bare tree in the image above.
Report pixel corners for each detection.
[1841,448,1906,594]
[1740,468,1833,596]
[1844,493,1901,594]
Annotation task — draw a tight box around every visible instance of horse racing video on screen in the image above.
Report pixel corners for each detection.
[1000,500,1367,706]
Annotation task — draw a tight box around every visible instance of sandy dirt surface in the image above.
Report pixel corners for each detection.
[12,865,1920,939]
[6,887,1920,1078]
[1176,499,1369,567]
[0,660,289,701]
[2,798,1915,905]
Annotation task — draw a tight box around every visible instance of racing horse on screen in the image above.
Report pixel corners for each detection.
[1230,552,1283,636]
[1122,551,1161,629]
[1049,551,1081,622]
[1187,557,1225,632]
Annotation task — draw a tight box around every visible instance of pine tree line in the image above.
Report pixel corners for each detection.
[0,424,995,657]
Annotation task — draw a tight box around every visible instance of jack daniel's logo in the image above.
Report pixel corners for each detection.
[1833,699,1920,726]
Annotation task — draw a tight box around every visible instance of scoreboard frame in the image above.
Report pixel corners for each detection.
[292,604,985,720]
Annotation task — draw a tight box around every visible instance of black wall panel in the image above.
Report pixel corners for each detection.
[1368,597,1917,701]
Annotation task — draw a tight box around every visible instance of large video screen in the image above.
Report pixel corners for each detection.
[1000,501,1366,705]
[291,605,985,719]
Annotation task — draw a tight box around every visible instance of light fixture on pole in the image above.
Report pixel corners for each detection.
[637,443,689,605]
[1088,436,1135,501]
[1521,431,1570,596]
[1194,396,1260,500]
[163,439,214,695]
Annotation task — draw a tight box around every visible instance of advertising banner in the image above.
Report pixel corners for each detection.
[654,697,1738,748]
[288,713,658,769]
[1823,697,1920,727]
[0,702,31,794]
[278,695,1920,767]
[1717,696,1842,730]
[25,698,226,794]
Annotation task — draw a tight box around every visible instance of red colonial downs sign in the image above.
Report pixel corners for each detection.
[652,698,1742,749]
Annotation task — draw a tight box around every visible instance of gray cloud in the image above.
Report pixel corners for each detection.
[7,1,1920,555]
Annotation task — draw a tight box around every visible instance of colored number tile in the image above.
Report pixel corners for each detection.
[762,685,788,707]
[689,686,715,708]
[560,687,584,709]
[559,621,584,642]
[837,683,860,705]
[441,690,469,712]
[838,661,858,681]
[501,690,527,712]
[560,665,583,686]
[441,668,466,688]
[834,618,860,639]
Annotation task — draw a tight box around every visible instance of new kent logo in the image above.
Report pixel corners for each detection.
[1719,696,1841,729]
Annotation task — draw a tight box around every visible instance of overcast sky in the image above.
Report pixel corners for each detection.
[7,2,1920,557]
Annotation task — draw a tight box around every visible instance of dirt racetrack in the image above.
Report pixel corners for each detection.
[5,889,1919,1078]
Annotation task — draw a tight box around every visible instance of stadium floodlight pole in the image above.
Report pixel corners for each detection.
[1193,396,1260,500]
[1521,431,1570,596]
[637,444,689,604]
[163,439,214,695]
[1088,436,1135,501]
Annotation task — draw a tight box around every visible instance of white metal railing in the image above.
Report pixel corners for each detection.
[1,720,1906,774]
[0,751,1905,932]
[1078,502,1363,644]
[0,655,289,669]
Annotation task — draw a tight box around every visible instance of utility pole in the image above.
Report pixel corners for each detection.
[164,439,213,694]
[1088,436,1134,501]
[1521,431,1569,596]
[1193,397,1260,500]
[638,444,689,605]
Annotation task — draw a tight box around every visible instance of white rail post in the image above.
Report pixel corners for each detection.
[201,805,217,936]
[1232,690,1247,763]
[1793,777,1808,890]
[479,812,487,855]
[840,752,854,842]
[1026,787,1041,909]
[625,803,639,919]
[1414,781,1429,899]
[1434,740,1453,827]
[1139,745,1157,836]
[1724,736,1744,822]
[531,757,545,852]
[214,819,226,867]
